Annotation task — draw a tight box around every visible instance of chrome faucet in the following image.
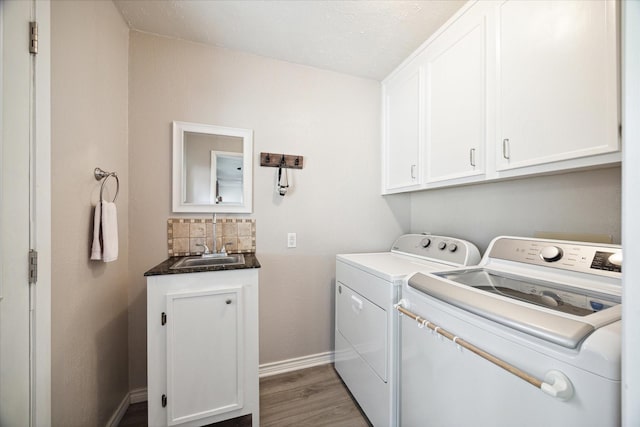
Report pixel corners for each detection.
[200,213,228,257]
[197,243,211,254]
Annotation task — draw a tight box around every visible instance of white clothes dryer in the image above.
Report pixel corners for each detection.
[335,234,481,426]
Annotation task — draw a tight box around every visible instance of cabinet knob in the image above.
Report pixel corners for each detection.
[225,299,232,305]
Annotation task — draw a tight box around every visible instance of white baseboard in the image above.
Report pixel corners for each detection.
[105,392,130,427]
[106,388,148,427]
[259,351,334,378]
[129,387,148,404]
[107,351,334,424]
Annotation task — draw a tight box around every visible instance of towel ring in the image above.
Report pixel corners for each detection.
[94,167,119,203]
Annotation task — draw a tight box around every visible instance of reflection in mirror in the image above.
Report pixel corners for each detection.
[173,121,253,213]
[210,151,243,204]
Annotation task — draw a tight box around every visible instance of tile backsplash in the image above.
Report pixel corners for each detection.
[167,217,256,256]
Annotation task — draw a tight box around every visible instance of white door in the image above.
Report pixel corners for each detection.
[1,1,50,425]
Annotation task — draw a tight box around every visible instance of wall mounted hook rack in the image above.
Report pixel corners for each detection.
[260,152,304,169]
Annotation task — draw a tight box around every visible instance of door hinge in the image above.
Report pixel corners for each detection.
[161,312,167,325]
[29,21,38,55]
[29,250,38,284]
[161,394,167,408]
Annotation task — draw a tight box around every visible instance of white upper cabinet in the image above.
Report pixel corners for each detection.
[382,59,422,192]
[496,0,619,171]
[423,2,495,183]
[381,0,620,195]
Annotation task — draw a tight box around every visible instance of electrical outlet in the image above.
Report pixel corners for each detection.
[287,233,297,248]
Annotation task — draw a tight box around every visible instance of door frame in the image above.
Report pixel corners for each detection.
[33,1,51,425]
[621,2,640,425]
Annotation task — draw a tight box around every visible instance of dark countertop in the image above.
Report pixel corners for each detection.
[144,253,261,276]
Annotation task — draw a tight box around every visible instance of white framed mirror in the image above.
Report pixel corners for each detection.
[172,121,253,213]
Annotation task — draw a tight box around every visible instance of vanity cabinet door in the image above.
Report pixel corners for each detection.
[382,59,423,193]
[147,269,258,427]
[496,0,618,171]
[165,287,244,426]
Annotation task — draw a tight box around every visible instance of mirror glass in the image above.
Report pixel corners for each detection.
[173,121,253,213]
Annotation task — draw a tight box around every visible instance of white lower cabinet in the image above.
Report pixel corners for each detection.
[147,269,259,427]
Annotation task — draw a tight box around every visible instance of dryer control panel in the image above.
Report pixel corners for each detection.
[488,237,622,278]
[391,234,481,267]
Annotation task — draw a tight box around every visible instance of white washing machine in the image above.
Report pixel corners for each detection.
[398,236,622,427]
[335,234,481,427]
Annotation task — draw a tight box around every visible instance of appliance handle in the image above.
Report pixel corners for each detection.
[394,300,574,401]
[351,295,363,313]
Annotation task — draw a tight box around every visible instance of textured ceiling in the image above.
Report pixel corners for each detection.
[112,0,466,81]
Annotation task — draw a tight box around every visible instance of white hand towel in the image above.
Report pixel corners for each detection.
[90,202,103,260]
[90,200,119,262]
[101,201,119,262]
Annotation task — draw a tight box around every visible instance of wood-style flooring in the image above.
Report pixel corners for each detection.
[118,364,371,426]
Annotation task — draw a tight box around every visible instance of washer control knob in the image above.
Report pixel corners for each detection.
[438,242,447,250]
[540,246,563,262]
[608,252,622,267]
[420,238,432,248]
[448,243,458,253]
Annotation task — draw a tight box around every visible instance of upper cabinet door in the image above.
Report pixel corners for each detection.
[497,0,619,171]
[424,2,494,183]
[382,61,422,192]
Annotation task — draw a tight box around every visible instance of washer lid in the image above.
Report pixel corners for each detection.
[438,268,620,316]
[408,271,621,349]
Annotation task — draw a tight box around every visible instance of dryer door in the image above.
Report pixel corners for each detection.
[336,283,388,381]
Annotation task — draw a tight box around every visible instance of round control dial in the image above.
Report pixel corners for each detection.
[420,238,432,248]
[448,243,458,253]
[608,252,622,267]
[540,246,563,262]
[438,242,447,250]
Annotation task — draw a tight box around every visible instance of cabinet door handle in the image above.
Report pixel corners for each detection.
[225,299,232,305]
[503,139,510,159]
[410,164,417,180]
[469,148,476,167]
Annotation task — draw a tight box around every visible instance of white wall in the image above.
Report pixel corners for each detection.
[410,167,621,253]
[127,32,410,390]
[51,1,130,425]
